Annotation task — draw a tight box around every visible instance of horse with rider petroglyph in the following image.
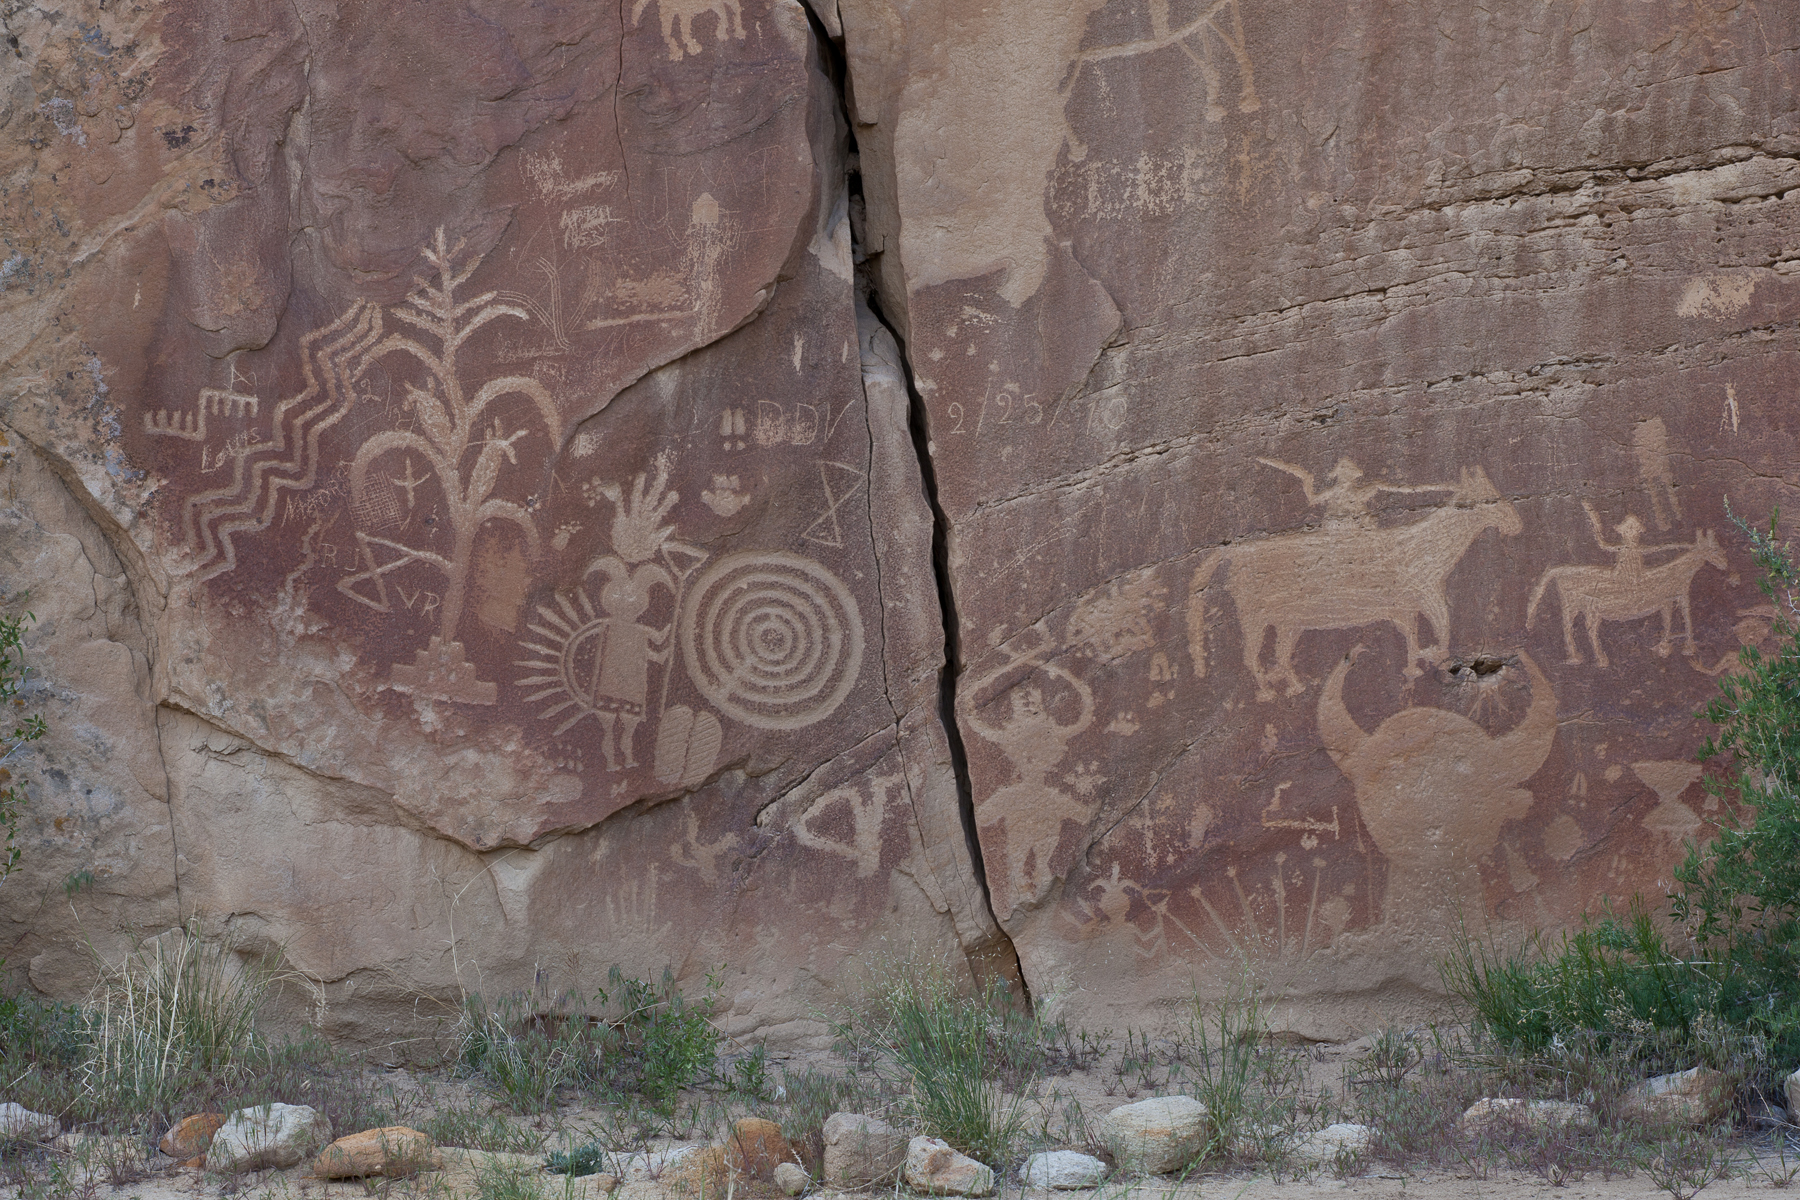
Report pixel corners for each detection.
[1526,528,1727,667]
[1186,465,1522,700]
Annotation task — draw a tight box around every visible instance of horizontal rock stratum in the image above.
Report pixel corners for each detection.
[1,0,1795,1043]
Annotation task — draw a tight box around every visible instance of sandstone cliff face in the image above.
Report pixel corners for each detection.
[1,0,1795,1042]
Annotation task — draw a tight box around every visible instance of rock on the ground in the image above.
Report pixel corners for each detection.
[1784,1067,1800,1119]
[159,1113,225,1159]
[1460,1098,1595,1133]
[775,1160,810,1195]
[822,1112,909,1186]
[1100,1095,1209,1175]
[1291,1124,1373,1164]
[207,1103,333,1173]
[0,1103,59,1142]
[727,1116,797,1181]
[1623,1066,1733,1125]
[663,1144,730,1193]
[904,1136,994,1196]
[313,1125,435,1179]
[1022,1150,1108,1189]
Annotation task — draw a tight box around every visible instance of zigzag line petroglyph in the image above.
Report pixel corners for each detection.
[179,302,385,581]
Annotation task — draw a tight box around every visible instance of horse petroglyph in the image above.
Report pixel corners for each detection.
[1527,508,1726,667]
[1319,648,1558,929]
[1188,466,1521,699]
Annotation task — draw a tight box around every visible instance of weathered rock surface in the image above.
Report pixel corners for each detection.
[822,1112,909,1186]
[0,1103,58,1142]
[313,1125,435,1179]
[1623,1066,1733,1126]
[904,1136,994,1196]
[1784,1066,1800,1119]
[1460,1098,1595,1134]
[3,0,1799,1043]
[208,1104,332,1173]
[159,1113,225,1159]
[775,1160,810,1195]
[1022,1150,1108,1189]
[1291,1124,1374,1164]
[1100,1095,1208,1175]
[726,1116,798,1180]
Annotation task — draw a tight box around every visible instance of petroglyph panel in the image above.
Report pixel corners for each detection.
[834,0,1800,1032]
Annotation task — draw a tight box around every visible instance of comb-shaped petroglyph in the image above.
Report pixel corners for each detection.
[1527,508,1726,667]
[144,387,259,442]
[1319,649,1558,927]
[1188,465,1522,699]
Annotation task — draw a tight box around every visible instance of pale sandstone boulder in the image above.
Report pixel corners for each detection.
[208,1104,332,1173]
[1022,1150,1108,1189]
[1623,1067,1733,1125]
[1290,1123,1373,1164]
[0,1103,59,1143]
[1100,1096,1208,1175]
[822,1112,908,1185]
[1460,1098,1595,1134]
[904,1136,994,1196]
[774,1160,810,1195]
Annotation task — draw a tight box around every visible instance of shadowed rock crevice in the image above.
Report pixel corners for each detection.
[798,0,1026,1004]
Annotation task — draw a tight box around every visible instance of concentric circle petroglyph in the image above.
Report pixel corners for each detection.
[680,551,862,730]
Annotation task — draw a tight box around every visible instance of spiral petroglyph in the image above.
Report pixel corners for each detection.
[679,551,863,730]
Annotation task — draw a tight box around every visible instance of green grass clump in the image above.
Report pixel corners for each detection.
[460,965,722,1114]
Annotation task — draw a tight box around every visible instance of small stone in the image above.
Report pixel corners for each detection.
[775,1160,810,1195]
[313,1125,435,1179]
[160,1113,226,1159]
[0,1103,58,1143]
[208,1103,334,1173]
[1459,1098,1595,1133]
[727,1116,796,1181]
[1099,1095,1209,1175]
[1290,1123,1373,1164]
[1022,1150,1108,1189]
[821,1112,908,1186]
[1622,1066,1732,1126]
[904,1136,994,1196]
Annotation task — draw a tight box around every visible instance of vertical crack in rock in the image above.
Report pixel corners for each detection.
[798,1,1028,1004]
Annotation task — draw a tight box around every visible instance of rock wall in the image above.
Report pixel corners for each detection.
[2,0,1796,1044]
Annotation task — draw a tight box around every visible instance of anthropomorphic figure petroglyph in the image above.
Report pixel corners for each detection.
[1188,466,1522,699]
[964,634,1096,918]
[1256,456,1453,528]
[1527,524,1727,667]
[579,556,677,769]
[1318,649,1557,930]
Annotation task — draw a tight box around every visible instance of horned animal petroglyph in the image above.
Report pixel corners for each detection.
[1188,466,1521,700]
[1319,648,1558,928]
